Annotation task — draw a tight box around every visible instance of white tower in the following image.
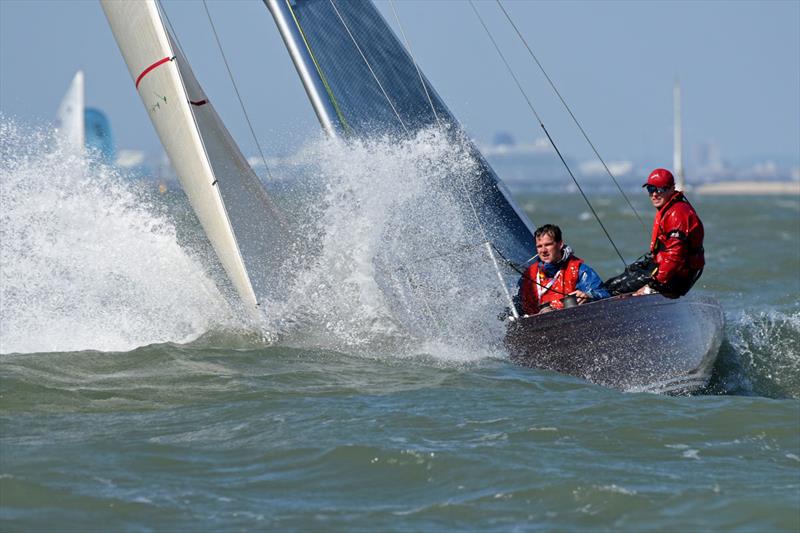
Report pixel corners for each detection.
[673,78,686,191]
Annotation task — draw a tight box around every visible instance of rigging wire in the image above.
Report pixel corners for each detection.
[201,0,274,181]
[495,0,648,234]
[329,0,519,317]
[388,0,443,130]
[328,0,410,135]
[468,0,628,268]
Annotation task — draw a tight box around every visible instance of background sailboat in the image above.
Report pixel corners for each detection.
[55,70,115,163]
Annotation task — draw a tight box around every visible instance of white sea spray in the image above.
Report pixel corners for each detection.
[269,129,510,362]
[0,119,234,354]
[725,309,800,398]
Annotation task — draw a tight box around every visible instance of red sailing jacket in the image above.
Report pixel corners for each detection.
[520,256,583,315]
[650,191,705,285]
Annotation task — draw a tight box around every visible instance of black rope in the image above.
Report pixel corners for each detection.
[495,0,648,235]
[468,0,627,268]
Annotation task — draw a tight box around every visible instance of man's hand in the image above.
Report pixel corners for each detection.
[633,285,655,296]
[570,290,591,305]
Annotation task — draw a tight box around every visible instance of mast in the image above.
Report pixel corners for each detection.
[263,0,344,137]
[673,78,685,191]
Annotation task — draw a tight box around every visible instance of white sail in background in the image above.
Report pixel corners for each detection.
[100,0,259,312]
[56,70,85,153]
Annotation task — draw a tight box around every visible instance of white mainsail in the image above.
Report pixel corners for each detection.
[100,0,259,312]
[56,70,85,153]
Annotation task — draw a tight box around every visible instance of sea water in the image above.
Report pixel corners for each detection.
[1,121,798,531]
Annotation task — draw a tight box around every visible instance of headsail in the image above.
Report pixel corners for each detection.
[101,0,285,313]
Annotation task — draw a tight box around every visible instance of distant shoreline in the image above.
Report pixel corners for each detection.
[693,181,800,195]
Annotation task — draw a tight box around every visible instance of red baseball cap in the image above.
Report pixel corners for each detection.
[642,168,675,188]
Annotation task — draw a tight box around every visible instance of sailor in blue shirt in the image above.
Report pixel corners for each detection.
[517,224,610,315]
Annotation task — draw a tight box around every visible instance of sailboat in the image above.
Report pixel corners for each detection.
[101,0,723,394]
[56,71,116,163]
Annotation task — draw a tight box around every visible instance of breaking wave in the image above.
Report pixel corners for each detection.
[2,119,797,392]
[709,309,800,398]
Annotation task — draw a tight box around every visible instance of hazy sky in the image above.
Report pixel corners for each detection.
[1,0,798,166]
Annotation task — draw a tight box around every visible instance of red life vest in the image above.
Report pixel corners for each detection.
[520,256,584,315]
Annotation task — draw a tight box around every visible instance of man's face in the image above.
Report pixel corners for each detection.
[536,234,563,264]
[647,184,675,209]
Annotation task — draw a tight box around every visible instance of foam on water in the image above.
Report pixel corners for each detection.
[0,120,234,354]
[719,309,800,398]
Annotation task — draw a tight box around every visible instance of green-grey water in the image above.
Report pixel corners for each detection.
[1,127,799,531]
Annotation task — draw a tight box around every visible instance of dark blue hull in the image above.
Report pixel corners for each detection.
[504,294,725,394]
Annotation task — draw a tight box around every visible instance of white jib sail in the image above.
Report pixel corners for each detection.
[56,70,85,153]
[100,0,260,312]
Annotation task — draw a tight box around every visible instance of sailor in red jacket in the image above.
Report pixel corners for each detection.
[634,168,705,297]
